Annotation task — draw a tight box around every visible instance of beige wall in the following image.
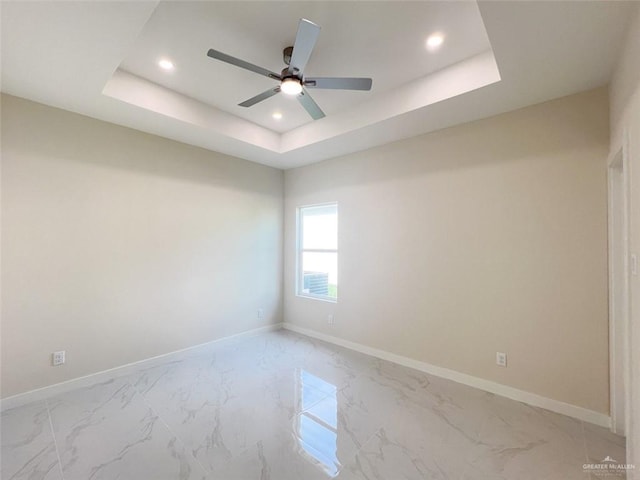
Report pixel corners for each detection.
[610,4,640,473]
[0,85,615,418]
[1,94,284,398]
[284,88,610,414]
[611,3,640,149]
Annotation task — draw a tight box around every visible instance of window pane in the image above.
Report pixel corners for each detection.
[302,205,337,250]
[301,252,337,299]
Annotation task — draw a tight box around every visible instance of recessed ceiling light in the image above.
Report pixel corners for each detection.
[158,59,174,71]
[426,33,444,50]
[272,112,283,120]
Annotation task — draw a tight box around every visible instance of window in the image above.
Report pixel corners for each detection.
[297,203,338,301]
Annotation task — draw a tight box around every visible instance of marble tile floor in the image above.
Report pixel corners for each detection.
[1,330,626,480]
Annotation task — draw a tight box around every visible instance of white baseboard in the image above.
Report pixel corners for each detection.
[3,321,611,430]
[0,323,283,412]
[282,323,611,429]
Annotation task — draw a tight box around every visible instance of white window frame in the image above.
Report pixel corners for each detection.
[296,202,338,302]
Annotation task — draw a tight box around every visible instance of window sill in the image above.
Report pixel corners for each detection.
[296,293,337,303]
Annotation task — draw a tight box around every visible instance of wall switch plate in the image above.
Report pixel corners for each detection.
[496,352,507,367]
[53,351,65,366]
[257,308,264,319]
[327,314,334,326]
[631,254,638,276]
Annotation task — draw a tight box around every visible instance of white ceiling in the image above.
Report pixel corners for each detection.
[1,1,635,169]
[120,1,491,133]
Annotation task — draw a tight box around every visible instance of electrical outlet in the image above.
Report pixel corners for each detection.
[496,352,507,367]
[52,351,65,366]
[257,308,264,319]
[327,314,334,326]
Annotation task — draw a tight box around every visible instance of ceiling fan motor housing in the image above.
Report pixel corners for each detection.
[281,68,301,81]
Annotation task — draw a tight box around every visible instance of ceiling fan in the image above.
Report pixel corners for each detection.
[206,18,372,120]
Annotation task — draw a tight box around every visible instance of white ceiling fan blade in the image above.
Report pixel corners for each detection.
[288,19,321,75]
[207,49,281,81]
[238,87,280,107]
[304,77,373,91]
[298,88,325,120]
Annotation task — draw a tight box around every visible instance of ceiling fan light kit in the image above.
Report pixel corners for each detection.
[206,18,373,120]
[280,77,303,96]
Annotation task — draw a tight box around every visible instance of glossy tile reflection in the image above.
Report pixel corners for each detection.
[1,330,626,479]
[298,370,340,477]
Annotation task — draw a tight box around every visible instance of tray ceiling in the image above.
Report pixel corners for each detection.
[1,1,635,168]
